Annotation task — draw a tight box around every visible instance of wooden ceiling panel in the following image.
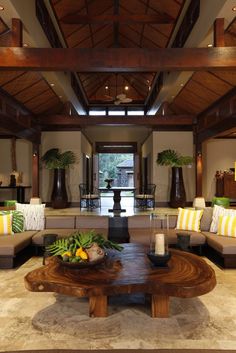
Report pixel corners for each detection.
[211,71,236,86]
[14,80,50,103]
[0,71,25,86]
[2,72,42,96]
[92,25,113,46]
[185,80,220,104]
[33,96,62,114]
[143,25,169,47]
[148,0,184,18]
[120,25,142,46]
[25,89,57,111]
[192,72,233,96]
[52,0,86,20]
[66,25,91,47]
[87,0,113,15]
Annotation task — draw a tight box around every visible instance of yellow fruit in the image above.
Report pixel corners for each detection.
[75,247,83,257]
[62,251,72,257]
[80,250,88,260]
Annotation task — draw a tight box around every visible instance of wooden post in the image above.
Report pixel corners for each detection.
[32,144,39,197]
[214,18,225,47]
[195,142,203,197]
[11,18,23,47]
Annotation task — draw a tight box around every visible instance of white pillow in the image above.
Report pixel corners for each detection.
[210,205,236,233]
[16,203,45,230]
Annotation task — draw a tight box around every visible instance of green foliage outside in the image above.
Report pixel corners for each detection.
[99,153,133,186]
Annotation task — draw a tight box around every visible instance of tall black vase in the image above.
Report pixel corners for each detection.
[51,168,68,209]
[170,167,186,208]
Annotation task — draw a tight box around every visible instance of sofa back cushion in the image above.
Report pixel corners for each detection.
[210,205,236,233]
[217,215,236,237]
[128,215,152,228]
[176,208,203,232]
[75,215,108,229]
[0,213,13,235]
[200,207,213,231]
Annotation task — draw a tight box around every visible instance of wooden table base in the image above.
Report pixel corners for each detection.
[151,294,169,318]
[89,295,108,317]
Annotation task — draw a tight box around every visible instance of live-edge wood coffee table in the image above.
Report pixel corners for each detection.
[24,243,216,318]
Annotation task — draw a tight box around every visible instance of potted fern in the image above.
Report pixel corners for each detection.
[41,148,76,209]
[156,149,193,208]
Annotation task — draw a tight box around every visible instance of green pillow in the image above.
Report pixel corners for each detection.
[0,210,24,233]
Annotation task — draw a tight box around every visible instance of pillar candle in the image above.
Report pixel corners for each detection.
[155,233,165,255]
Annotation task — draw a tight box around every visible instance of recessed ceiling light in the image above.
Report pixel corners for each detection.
[146,80,150,84]
[172,95,175,98]
[23,43,29,47]
[0,5,4,11]
[180,83,184,87]
[50,83,55,87]
[232,6,236,11]
[148,86,151,91]
[124,86,129,91]
[105,86,109,90]
[207,43,213,47]
[59,95,62,98]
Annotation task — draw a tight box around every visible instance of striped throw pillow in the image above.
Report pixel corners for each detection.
[210,205,236,233]
[0,211,24,233]
[217,215,236,237]
[176,208,203,232]
[0,214,13,235]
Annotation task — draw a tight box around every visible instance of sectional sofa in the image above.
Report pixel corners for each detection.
[128,207,236,268]
[1,208,236,269]
[0,215,109,269]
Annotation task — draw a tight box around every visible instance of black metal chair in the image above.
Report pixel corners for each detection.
[134,183,156,209]
[79,183,101,210]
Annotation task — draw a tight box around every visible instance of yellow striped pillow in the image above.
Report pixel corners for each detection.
[176,208,203,232]
[217,215,236,237]
[0,214,13,235]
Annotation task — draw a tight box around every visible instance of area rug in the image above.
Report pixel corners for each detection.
[0,257,236,351]
[3,350,236,353]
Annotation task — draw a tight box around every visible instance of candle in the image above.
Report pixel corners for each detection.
[155,233,165,255]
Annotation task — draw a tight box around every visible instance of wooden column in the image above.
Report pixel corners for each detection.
[195,142,203,197]
[214,18,225,47]
[32,144,39,197]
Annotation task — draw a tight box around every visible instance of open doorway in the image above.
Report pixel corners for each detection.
[99,153,134,188]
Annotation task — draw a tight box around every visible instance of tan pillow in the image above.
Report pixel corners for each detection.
[200,207,213,231]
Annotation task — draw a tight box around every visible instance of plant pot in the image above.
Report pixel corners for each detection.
[170,167,186,208]
[51,168,68,209]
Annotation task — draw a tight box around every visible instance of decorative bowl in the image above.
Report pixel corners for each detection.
[57,254,106,269]
[147,251,171,267]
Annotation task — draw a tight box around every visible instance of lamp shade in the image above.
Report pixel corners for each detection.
[193,197,206,209]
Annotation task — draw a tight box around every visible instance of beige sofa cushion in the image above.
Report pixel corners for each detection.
[32,227,108,246]
[0,231,37,256]
[75,215,109,229]
[128,215,154,228]
[200,207,213,231]
[45,216,75,229]
[129,228,161,245]
[202,231,236,255]
[168,229,206,246]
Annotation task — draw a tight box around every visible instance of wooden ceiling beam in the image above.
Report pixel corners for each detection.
[214,18,225,47]
[1,47,235,72]
[0,113,40,143]
[61,14,175,25]
[37,114,194,127]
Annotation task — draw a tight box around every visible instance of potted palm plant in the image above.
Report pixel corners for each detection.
[156,149,193,208]
[41,148,76,209]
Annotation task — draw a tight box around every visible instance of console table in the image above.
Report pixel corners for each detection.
[100,187,135,212]
[0,186,31,203]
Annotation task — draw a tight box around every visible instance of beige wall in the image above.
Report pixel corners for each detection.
[0,139,32,202]
[152,131,195,202]
[202,138,236,201]
[41,131,91,203]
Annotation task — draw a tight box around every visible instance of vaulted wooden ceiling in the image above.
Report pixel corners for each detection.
[0,0,235,141]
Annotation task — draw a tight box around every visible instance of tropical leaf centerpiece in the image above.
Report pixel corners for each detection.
[46,230,123,265]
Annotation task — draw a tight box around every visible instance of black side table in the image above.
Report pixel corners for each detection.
[42,234,58,265]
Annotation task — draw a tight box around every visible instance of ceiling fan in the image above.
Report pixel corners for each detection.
[103,93,133,105]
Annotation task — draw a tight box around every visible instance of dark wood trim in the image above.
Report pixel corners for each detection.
[195,143,203,197]
[32,144,40,197]
[96,141,137,153]
[61,13,175,25]
[214,18,225,47]
[1,47,236,71]
[10,18,22,47]
[37,114,194,127]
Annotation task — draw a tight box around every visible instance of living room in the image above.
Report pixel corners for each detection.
[0,0,236,353]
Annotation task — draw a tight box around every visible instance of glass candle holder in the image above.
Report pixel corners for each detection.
[150,213,169,255]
